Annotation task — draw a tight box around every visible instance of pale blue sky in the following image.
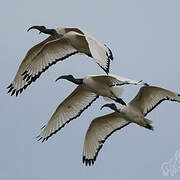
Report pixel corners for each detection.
[1,0,180,179]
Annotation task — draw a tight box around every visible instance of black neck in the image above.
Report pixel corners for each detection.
[44,29,56,35]
[41,28,60,37]
[71,78,83,85]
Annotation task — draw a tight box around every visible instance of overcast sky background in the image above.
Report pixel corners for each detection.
[1,0,180,179]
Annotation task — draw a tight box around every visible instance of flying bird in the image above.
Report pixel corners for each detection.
[83,86,180,166]
[7,26,113,96]
[37,74,146,142]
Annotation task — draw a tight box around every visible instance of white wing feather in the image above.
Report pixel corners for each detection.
[38,86,98,142]
[7,36,56,96]
[80,29,113,74]
[91,74,144,86]
[22,39,78,85]
[129,86,180,116]
[7,37,78,96]
[83,112,130,166]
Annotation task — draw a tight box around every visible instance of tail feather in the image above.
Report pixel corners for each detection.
[144,118,153,124]
[144,124,154,131]
[144,118,154,130]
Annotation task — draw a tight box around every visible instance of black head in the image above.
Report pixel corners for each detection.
[100,103,120,112]
[47,29,59,36]
[55,75,74,82]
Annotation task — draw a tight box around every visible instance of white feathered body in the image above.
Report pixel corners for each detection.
[120,104,146,127]
[56,27,110,59]
[83,75,124,99]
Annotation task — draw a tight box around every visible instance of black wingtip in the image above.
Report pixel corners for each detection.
[83,156,95,166]
[98,61,109,75]
[7,83,13,89]
[105,69,109,75]
[100,56,110,75]
[36,135,44,142]
[83,156,85,164]
[20,88,23,94]
[104,44,113,61]
[41,125,46,130]
[22,74,29,81]
[98,45,112,74]
[7,87,13,93]
[21,70,28,76]
[7,84,22,97]
[16,90,19,96]
[11,89,16,96]
[108,48,113,61]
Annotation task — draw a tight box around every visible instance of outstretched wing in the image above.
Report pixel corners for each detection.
[129,86,180,116]
[37,86,98,142]
[80,28,113,74]
[7,38,78,96]
[91,74,145,87]
[7,36,55,96]
[83,112,130,166]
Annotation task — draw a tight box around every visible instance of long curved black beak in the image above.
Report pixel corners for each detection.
[100,103,120,113]
[55,75,66,82]
[27,25,45,32]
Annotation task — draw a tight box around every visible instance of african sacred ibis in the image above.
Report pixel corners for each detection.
[37,74,147,142]
[83,86,180,166]
[7,26,113,96]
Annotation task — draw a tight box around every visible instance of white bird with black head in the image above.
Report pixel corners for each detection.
[37,74,146,142]
[7,26,113,96]
[83,86,180,166]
